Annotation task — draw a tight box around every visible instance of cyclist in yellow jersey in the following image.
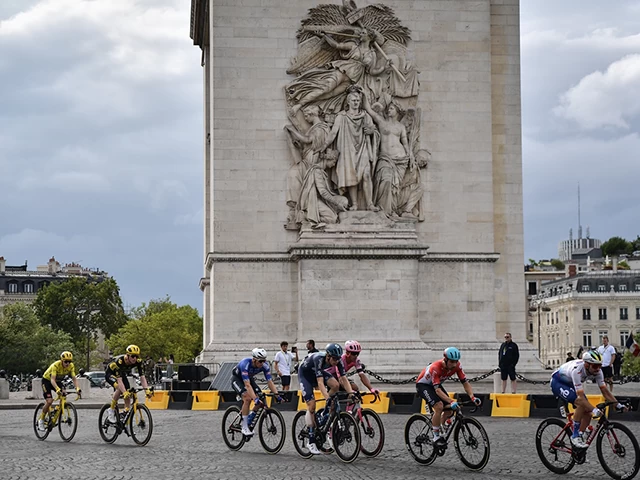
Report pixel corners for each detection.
[104,344,153,423]
[38,351,81,430]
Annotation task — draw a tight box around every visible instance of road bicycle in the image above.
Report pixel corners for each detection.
[292,391,362,463]
[98,387,154,446]
[33,390,80,442]
[348,391,385,457]
[536,400,639,480]
[404,399,490,471]
[221,391,287,454]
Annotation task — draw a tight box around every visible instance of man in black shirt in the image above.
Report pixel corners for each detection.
[498,332,519,394]
[306,339,319,355]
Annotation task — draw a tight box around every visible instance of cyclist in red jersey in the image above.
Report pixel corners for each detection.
[416,347,481,444]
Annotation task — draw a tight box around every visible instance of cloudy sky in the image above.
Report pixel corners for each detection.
[1,1,638,311]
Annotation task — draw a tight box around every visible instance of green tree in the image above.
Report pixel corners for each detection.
[550,259,565,271]
[33,276,127,344]
[621,351,640,376]
[107,297,202,363]
[601,236,632,257]
[632,235,640,252]
[0,303,74,374]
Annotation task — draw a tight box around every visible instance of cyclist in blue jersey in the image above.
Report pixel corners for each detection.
[298,343,356,455]
[231,348,283,436]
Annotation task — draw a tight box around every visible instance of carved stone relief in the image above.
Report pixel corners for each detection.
[284,0,430,230]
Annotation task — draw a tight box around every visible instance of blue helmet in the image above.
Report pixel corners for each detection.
[444,347,461,361]
[325,343,343,358]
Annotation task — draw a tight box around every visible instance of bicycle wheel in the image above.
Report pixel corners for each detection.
[129,404,153,446]
[535,417,575,474]
[404,413,437,465]
[332,411,361,463]
[58,402,78,442]
[33,403,50,441]
[291,410,313,459]
[359,409,385,457]
[98,404,119,444]
[221,406,245,451]
[453,416,490,471]
[258,408,286,454]
[596,421,640,480]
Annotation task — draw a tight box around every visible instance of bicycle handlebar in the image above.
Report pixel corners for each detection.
[359,391,381,403]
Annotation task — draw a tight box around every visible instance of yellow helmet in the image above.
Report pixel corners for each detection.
[60,351,73,361]
[126,344,141,356]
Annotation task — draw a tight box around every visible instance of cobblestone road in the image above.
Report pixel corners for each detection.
[2,407,639,480]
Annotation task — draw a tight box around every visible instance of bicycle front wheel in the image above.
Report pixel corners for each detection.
[535,417,575,474]
[404,413,437,465]
[58,402,78,442]
[453,416,490,471]
[221,406,245,451]
[332,411,361,463]
[98,404,119,444]
[291,410,313,459]
[259,408,286,454]
[129,404,153,446]
[359,409,385,457]
[596,421,640,480]
[33,403,50,441]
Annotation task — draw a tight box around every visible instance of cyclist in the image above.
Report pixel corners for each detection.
[341,340,380,400]
[230,348,283,436]
[550,350,628,449]
[416,347,482,445]
[298,343,356,455]
[37,351,82,431]
[104,345,153,423]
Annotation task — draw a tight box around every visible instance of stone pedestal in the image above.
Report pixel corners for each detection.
[0,379,8,399]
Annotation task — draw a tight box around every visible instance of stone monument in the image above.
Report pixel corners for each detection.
[190,0,529,376]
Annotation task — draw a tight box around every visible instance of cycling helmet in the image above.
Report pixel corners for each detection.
[443,347,461,361]
[78,368,86,376]
[0,370,5,378]
[35,369,42,377]
[126,344,141,356]
[325,343,343,357]
[252,348,267,360]
[60,351,73,361]
[582,350,602,365]
[345,340,362,353]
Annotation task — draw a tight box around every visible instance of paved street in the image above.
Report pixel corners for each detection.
[2,407,639,480]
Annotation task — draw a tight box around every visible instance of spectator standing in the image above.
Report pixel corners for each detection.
[306,339,319,355]
[273,341,299,391]
[498,332,519,394]
[166,354,175,379]
[565,352,575,363]
[613,348,622,379]
[597,336,616,391]
[144,355,156,384]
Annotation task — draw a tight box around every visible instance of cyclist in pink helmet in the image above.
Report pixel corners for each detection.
[341,340,379,396]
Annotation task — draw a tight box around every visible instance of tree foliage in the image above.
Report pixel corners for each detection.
[107,297,202,363]
[621,351,640,376]
[601,236,632,257]
[33,276,127,345]
[0,303,74,374]
[550,259,565,271]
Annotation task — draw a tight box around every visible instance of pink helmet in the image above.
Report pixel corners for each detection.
[345,340,362,353]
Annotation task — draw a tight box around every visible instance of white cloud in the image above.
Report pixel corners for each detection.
[553,54,640,129]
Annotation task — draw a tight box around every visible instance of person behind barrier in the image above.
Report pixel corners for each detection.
[231,348,283,436]
[498,332,519,394]
[273,341,298,391]
[416,347,481,445]
[550,350,627,449]
[104,345,152,424]
[38,351,82,431]
[298,343,356,455]
[340,340,379,400]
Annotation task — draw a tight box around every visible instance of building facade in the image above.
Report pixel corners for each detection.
[529,270,640,368]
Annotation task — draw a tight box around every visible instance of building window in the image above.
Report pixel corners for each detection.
[598,308,607,320]
[24,283,34,294]
[8,283,18,293]
[636,284,640,291]
[583,331,592,348]
[598,330,608,345]
[620,284,627,291]
[547,313,550,325]
[620,331,630,347]
[582,285,590,292]
[598,284,606,292]
[528,282,537,295]
[637,307,640,320]
[620,307,628,320]
[582,308,591,320]
[565,309,569,322]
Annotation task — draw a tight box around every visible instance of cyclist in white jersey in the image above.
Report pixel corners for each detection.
[551,350,627,449]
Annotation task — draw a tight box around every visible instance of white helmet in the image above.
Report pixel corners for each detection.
[252,348,267,360]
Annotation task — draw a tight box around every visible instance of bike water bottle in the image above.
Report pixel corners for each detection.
[559,405,566,418]
[584,425,594,442]
[247,411,257,429]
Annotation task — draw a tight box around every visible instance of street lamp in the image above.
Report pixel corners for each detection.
[529,300,551,362]
[78,308,100,371]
